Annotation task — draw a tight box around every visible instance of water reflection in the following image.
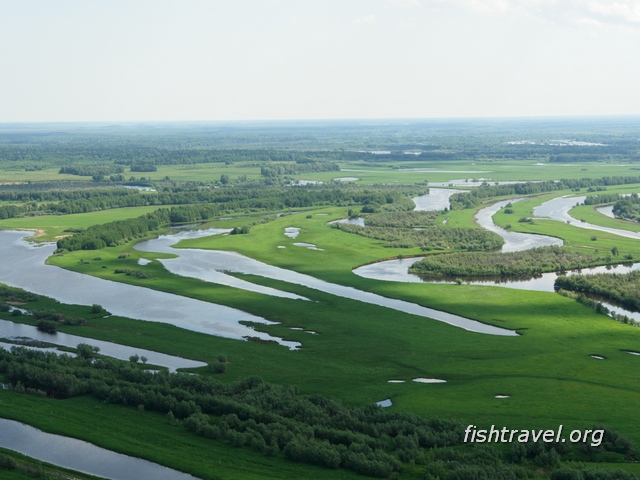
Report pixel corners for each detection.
[0,418,198,480]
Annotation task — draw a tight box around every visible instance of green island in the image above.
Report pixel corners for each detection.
[2,119,640,479]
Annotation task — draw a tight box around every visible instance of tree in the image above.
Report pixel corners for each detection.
[36,320,57,334]
[77,343,100,359]
[220,174,230,184]
[612,246,619,256]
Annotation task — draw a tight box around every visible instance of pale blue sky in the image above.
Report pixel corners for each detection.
[1,0,639,122]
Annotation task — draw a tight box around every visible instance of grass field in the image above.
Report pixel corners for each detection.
[3,162,640,478]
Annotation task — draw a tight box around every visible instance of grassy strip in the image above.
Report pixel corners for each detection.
[0,392,367,480]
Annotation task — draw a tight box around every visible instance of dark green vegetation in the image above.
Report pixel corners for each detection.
[409,246,603,277]
[555,271,640,313]
[54,183,422,251]
[3,118,640,479]
[613,194,640,222]
[331,219,502,251]
[450,178,640,211]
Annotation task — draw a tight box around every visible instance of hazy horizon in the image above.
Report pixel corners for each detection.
[2,0,639,123]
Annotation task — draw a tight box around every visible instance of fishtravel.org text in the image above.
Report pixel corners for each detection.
[464,425,604,447]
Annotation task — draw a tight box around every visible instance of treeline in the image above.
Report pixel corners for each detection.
[0,346,463,478]
[332,223,503,252]
[59,165,125,177]
[555,270,640,313]
[450,177,640,210]
[583,194,623,205]
[363,211,439,228]
[55,184,419,251]
[260,161,340,178]
[0,183,418,220]
[409,246,602,277]
[425,440,639,480]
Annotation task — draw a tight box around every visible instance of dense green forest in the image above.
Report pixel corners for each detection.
[555,270,640,313]
[613,194,640,222]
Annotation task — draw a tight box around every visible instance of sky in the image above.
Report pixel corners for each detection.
[1,0,639,122]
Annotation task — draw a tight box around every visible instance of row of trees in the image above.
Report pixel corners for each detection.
[409,246,602,277]
[259,161,340,178]
[0,346,463,478]
[450,177,640,210]
[332,222,503,252]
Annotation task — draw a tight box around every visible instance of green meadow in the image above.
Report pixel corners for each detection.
[3,146,640,478]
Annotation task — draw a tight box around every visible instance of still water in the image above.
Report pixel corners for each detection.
[135,230,517,336]
[0,419,199,480]
[0,230,300,349]
[0,319,206,372]
[534,196,640,240]
[412,188,467,212]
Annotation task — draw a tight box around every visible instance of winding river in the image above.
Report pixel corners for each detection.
[0,230,300,350]
[533,195,640,240]
[354,194,640,321]
[135,230,516,336]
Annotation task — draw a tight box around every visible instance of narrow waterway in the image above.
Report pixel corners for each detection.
[135,230,517,336]
[0,419,199,480]
[353,196,640,321]
[534,196,640,240]
[0,318,206,371]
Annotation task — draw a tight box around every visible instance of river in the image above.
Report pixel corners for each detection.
[533,195,640,240]
[353,195,640,321]
[0,418,199,480]
[135,230,516,336]
[0,230,300,350]
[0,318,206,372]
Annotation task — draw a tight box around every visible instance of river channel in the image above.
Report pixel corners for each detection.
[533,195,640,240]
[0,318,206,372]
[0,418,199,480]
[134,230,516,336]
[353,195,640,321]
[0,230,300,350]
